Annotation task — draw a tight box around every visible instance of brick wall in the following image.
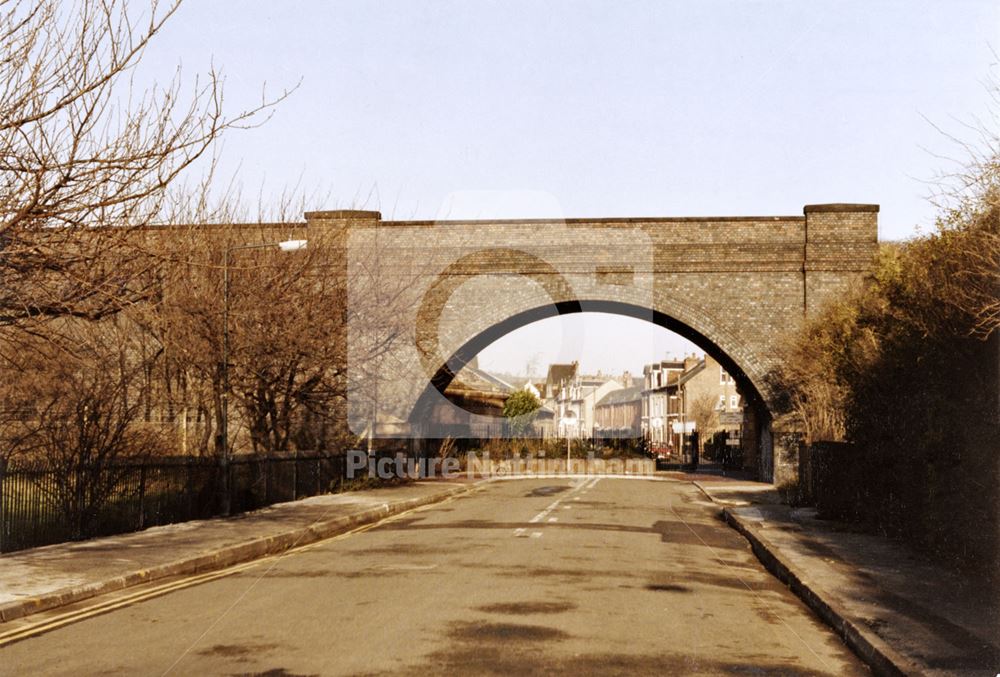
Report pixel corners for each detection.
[278,204,878,478]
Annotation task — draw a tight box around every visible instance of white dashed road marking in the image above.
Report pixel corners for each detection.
[513,478,599,538]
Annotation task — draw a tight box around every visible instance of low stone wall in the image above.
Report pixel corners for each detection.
[771,429,806,493]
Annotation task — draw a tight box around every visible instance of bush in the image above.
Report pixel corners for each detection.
[770,169,999,577]
[502,390,542,437]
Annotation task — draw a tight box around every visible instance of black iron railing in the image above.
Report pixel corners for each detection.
[0,450,411,554]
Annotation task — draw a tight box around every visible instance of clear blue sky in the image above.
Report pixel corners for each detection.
[144,0,998,376]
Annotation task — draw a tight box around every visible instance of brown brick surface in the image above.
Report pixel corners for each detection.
[299,205,876,416]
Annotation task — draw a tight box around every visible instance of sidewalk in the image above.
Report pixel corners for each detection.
[696,479,1000,677]
[0,478,480,623]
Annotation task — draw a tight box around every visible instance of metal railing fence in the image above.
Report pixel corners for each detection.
[0,450,411,553]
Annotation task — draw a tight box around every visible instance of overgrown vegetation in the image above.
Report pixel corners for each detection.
[770,104,1000,574]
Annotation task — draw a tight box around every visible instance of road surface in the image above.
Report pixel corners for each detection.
[1,477,867,675]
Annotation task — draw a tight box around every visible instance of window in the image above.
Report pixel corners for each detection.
[717,395,725,410]
[730,395,739,409]
[720,367,734,385]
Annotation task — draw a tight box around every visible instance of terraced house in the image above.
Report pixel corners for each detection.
[594,385,644,444]
[641,354,744,460]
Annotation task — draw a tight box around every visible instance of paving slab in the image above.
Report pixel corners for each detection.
[0,478,480,623]
[697,479,1000,676]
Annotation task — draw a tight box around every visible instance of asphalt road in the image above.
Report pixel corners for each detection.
[1,477,868,676]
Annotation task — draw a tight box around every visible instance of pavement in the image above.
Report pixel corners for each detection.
[0,476,866,675]
[0,477,480,623]
[0,470,996,675]
[695,478,1000,676]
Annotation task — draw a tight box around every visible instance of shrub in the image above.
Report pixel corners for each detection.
[770,178,999,576]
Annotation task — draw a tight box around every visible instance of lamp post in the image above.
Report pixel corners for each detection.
[680,387,688,464]
[560,416,573,473]
[220,238,307,515]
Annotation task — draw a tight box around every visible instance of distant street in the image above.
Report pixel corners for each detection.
[2,478,866,675]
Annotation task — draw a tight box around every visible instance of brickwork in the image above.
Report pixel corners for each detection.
[285,204,878,477]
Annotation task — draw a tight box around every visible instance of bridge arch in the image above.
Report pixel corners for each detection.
[415,299,766,415]
[409,299,773,476]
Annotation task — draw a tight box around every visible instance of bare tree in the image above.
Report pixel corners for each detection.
[123,202,414,458]
[0,317,167,535]
[0,0,414,465]
[688,393,720,449]
[0,0,287,329]
[0,345,49,462]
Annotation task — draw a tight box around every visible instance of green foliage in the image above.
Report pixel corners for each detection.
[502,389,542,437]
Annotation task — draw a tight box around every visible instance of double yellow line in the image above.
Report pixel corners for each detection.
[0,564,252,647]
[0,494,456,647]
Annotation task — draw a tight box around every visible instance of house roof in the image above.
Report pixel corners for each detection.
[448,365,514,395]
[545,363,577,387]
[441,387,507,415]
[677,359,706,386]
[596,386,643,407]
[578,376,618,387]
[496,374,533,389]
[644,359,685,373]
[473,367,515,392]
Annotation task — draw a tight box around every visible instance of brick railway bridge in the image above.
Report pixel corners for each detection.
[242,203,878,482]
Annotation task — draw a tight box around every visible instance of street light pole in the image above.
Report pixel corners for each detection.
[220,239,307,516]
[221,246,231,515]
[681,387,688,464]
[560,416,573,474]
